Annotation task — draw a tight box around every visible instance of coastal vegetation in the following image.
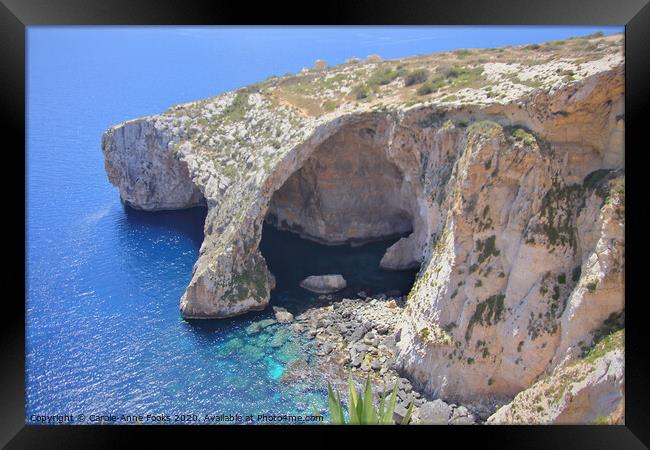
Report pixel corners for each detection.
[327,373,414,425]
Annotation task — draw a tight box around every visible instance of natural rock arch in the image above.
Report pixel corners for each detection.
[264,116,421,263]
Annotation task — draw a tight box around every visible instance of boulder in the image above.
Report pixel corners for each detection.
[415,400,453,424]
[393,403,410,423]
[299,275,347,294]
[380,235,420,270]
[272,306,294,323]
[449,406,476,425]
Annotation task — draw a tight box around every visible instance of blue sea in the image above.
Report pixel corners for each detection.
[26,26,621,424]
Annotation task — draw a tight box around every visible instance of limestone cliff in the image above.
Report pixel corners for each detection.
[101,33,624,415]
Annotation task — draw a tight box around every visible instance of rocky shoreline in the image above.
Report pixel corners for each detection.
[279,291,505,424]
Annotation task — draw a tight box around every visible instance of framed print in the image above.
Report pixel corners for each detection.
[3,0,648,447]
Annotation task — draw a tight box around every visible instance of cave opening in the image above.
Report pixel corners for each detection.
[259,118,421,313]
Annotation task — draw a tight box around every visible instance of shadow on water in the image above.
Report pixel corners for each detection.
[260,222,418,317]
[116,204,417,338]
[184,222,419,339]
[121,203,208,248]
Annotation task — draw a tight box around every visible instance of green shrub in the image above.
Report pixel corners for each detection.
[368,67,400,86]
[352,83,371,100]
[221,92,250,123]
[465,293,506,341]
[416,82,435,96]
[404,69,429,86]
[322,100,338,112]
[469,122,503,140]
[582,329,624,364]
[511,128,537,146]
[606,178,625,205]
[454,49,472,58]
[416,77,446,95]
[594,415,610,425]
[327,373,414,425]
[441,65,483,80]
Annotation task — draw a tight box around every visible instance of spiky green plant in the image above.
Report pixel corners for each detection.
[327,373,414,425]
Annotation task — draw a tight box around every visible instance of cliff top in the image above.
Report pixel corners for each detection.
[165,31,622,118]
[109,31,623,197]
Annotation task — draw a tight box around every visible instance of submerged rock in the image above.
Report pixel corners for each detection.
[269,327,292,348]
[299,275,347,294]
[279,359,312,384]
[219,337,244,356]
[245,318,277,335]
[241,344,265,362]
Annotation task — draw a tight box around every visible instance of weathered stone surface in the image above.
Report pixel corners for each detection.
[299,275,347,294]
[101,118,204,211]
[415,399,453,424]
[392,68,625,403]
[487,331,624,424]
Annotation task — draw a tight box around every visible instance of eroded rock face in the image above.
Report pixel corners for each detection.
[299,275,347,294]
[101,51,624,411]
[266,118,416,245]
[392,69,625,403]
[380,235,421,270]
[487,331,624,424]
[101,117,204,210]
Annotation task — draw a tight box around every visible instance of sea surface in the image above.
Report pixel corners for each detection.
[26,26,618,424]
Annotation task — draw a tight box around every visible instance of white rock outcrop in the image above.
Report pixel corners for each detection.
[487,331,624,424]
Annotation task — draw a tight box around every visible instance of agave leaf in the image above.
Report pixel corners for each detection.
[362,376,378,424]
[401,400,415,425]
[356,384,364,424]
[381,381,399,424]
[328,383,345,425]
[348,373,361,425]
[378,386,387,420]
[348,372,358,410]
[336,390,346,424]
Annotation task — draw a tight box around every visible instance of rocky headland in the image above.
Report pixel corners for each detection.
[102,32,625,424]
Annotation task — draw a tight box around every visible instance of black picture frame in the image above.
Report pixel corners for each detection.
[3,0,648,447]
